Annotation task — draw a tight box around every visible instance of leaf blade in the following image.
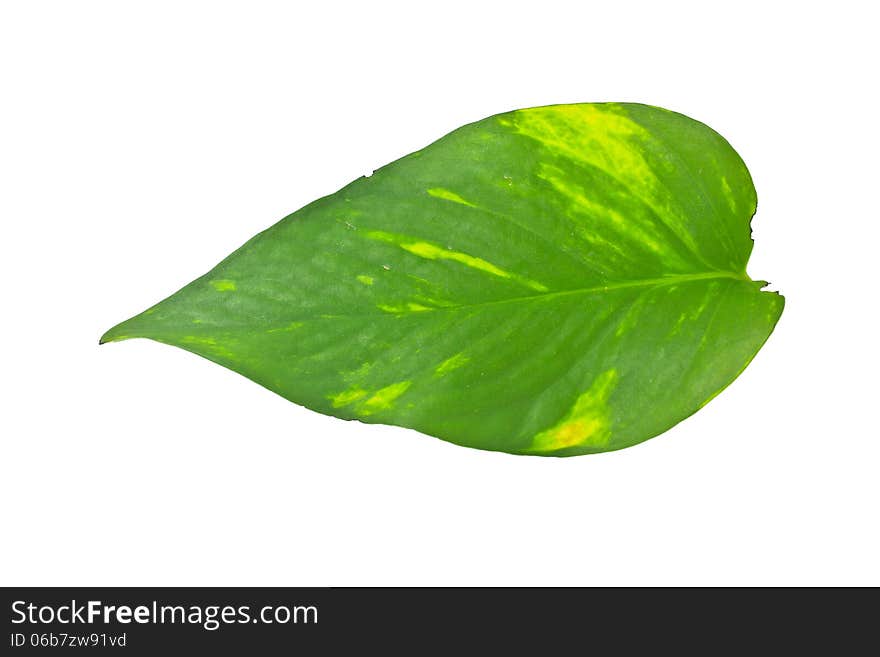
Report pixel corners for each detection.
[102,102,783,456]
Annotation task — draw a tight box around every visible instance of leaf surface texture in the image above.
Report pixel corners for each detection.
[102,103,784,455]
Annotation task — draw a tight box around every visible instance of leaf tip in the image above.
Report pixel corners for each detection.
[99,321,136,345]
[98,330,119,345]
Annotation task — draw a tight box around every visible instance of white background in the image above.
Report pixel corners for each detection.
[1,1,877,586]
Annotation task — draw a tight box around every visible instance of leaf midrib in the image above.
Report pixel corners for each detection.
[103,270,751,345]
[291,270,751,322]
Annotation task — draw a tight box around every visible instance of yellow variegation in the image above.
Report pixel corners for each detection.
[101,103,783,456]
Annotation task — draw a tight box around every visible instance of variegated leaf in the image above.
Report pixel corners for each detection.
[102,103,783,456]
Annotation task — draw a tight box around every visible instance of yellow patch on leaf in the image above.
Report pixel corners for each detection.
[529,369,618,453]
[435,353,469,376]
[210,279,237,292]
[329,387,368,408]
[366,230,548,293]
[330,380,412,414]
[359,381,412,415]
[427,187,476,207]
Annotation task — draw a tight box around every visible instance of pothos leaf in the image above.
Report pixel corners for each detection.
[101,103,784,456]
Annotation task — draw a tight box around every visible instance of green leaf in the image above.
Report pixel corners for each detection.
[101,103,784,456]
